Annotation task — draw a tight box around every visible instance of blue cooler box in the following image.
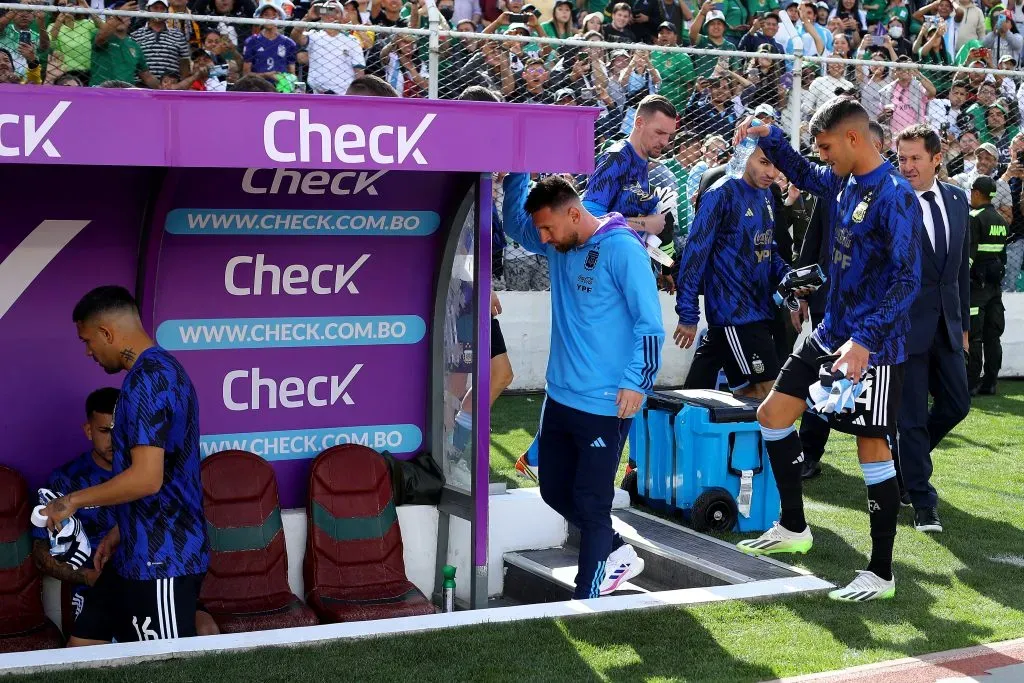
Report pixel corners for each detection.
[629,389,781,533]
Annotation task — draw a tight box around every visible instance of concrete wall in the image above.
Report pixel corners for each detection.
[498,291,1024,392]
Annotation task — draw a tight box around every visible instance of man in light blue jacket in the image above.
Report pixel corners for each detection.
[503,172,665,599]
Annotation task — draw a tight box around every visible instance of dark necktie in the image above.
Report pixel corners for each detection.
[923,190,947,268]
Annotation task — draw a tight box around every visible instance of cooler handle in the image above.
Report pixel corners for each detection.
[727,431,764,477]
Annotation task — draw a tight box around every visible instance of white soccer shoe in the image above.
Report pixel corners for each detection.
[599,544,645,595]
[737,522,813,555]
[828,570,896,602]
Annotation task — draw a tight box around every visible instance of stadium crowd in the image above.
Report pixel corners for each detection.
[0,0,1023,292]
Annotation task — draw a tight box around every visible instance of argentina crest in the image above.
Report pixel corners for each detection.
[584,249,600,271]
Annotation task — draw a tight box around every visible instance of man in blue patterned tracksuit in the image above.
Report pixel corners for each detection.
[673,146,790,399]
[732,97,923,603]
[503,173,665,599]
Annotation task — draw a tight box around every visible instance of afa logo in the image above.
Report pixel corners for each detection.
[625,181,656,202]
[278,44,287,58]
[584,249,600,271]
[751,355,764,375]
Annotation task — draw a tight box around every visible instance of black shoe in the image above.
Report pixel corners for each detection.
[914,507,943,533]
[900,491,912,507]
[969,385,980,397]
[801,459,822,480]
[978,385,997,396]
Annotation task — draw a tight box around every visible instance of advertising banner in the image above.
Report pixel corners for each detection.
[0,87,599,174]
[0,164,149,489]
[146,167,470,507]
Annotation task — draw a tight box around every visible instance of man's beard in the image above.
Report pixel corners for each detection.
[554,233,581,253]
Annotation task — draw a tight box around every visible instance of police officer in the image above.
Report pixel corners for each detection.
[968,176,1009,395]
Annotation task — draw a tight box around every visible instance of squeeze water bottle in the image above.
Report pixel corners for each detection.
[442,565,457,612]
[726,118,763,179]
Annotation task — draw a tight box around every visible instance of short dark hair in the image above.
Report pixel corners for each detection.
[458,85,503,102]
[86,387,120,418]
[636,93,677,121]
[867,120,884,143]
[808,95,869,137]
[72,286,138,324]
[896,123,942,157]
[229,75,276,92]
[346,75,399,97]
[524,175,579,215]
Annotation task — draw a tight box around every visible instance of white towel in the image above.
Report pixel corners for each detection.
[31,488,92,570]
[808,364,867,415]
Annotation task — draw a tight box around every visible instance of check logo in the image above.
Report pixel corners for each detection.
[0,220,91,320]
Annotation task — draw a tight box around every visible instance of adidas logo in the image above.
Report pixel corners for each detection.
[591,437,607,448]
[792,453,805,465]
[853,416,866,426]
[745,208,754,217]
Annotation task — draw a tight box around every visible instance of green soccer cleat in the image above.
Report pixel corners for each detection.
[828,570,896,602]
[737,522,813,555]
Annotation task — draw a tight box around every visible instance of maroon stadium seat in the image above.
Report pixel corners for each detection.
[199,451,318,633]
[304,445,435,623]
[0,465,64,652]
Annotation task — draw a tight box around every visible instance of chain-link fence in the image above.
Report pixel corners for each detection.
[2,0,1023,292]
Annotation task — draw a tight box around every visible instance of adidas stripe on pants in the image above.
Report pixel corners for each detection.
[537,396,631,599]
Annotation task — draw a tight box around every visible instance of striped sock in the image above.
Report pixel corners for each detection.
[862,460,898,581]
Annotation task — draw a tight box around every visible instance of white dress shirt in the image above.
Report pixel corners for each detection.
[915,180,951,253]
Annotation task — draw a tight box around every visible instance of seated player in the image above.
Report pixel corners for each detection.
[672,147,791,400]
[32,388,219,638]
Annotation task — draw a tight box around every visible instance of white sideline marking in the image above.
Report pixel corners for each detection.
[988,555,1024,568]
[0,220,91,320]
[0,575,832,675]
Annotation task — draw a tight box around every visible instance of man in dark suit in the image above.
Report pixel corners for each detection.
[894,123,972,534]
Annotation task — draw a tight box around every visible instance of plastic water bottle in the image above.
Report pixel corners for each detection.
[726,118,762,179]
[442,565,457,612]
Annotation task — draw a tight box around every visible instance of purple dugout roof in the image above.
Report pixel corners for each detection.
[0,86,599,173]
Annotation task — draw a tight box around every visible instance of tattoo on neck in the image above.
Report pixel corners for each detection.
[120,347,137,366]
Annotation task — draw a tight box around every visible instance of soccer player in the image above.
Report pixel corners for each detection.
[581,94,678,243]
[731,97,922,602]
[502,173,664,598]
[43,286,209,644]
[33,388,218,638]
[514,94,676,482]
[673,147,790,399]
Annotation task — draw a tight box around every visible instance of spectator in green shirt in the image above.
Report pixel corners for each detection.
[747,0,780,18]
[663,132,703,238]
[689,4,739,78]
[651,21,695,113]
[48,0,103,81]
[719,0,751,40]
[0,6,50,78]
[541,0,575,38]
[89,0,161,87]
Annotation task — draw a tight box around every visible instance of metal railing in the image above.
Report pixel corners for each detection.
[2,1,1022,290]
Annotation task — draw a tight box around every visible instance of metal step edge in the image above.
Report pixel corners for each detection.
[614,507,811,577]
[502,551,653,594]
[607,522,755,585]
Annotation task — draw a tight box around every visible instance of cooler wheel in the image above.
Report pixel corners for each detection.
[691,488,738,533]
